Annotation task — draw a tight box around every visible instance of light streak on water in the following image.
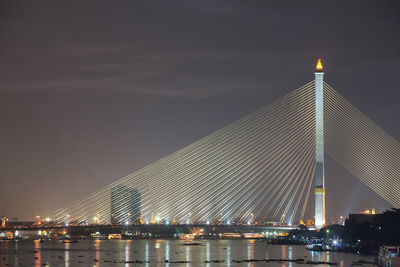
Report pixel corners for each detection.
[64,242,70,267]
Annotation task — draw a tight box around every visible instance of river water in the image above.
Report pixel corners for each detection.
[0,239,376,266]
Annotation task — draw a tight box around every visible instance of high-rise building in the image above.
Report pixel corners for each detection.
[111,185,141,224]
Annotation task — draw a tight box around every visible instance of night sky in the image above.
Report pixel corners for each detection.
[1,1,399,221]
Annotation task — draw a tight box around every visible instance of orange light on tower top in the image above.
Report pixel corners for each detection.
[316,58,323,71]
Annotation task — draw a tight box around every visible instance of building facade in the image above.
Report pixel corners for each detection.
[111,185,141,224]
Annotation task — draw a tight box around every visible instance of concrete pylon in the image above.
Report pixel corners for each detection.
[314,59,326,230]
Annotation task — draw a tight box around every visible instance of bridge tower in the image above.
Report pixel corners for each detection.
[314,59,326,230]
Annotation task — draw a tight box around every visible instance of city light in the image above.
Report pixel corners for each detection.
[363,209,376,215]
[316,58,323,71]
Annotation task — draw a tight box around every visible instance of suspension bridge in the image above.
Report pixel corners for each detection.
[51,60,400,230]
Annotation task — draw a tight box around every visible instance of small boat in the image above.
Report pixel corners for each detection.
[306,243,330,251]
[61,239,78,243]
[183,240,202,246]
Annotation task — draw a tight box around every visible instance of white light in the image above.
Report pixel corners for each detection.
[125,221,129,225]
[46,218,50,222]
[247,221,251,225]
[186,220,190,225]
[206,221,210,225]
[165,220,169,225]
[226,221,230,225]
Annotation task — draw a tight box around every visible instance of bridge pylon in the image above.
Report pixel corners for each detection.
[314,59,326,230]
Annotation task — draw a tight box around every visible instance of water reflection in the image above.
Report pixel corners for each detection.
[311,250,317,261]
[34,240,41,267]
[94,239,100,267]
[281,245,286,267]
[0,239,377,266]
[145,240,149,267]
[226,242,231,267]
[288,246,293,267]
[156,240,161,267]
[185,244,191,267]
[64,241,70,267]
[125,240,131,267]
[14,241,18,266]
[206,241,210,267]
[247,240,255,267]
[311,250,329,264]
[165,240,170,267]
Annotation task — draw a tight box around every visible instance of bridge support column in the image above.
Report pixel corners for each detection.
[314,59,325,230]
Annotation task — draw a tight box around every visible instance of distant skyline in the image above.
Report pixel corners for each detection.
[1,0,399,220]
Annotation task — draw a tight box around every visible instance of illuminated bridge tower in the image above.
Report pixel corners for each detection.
[314,59,326,230]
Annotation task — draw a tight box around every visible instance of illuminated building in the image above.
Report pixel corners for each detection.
[1,217,7,228]
[314,59,326,230]
[110,185,141,224]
